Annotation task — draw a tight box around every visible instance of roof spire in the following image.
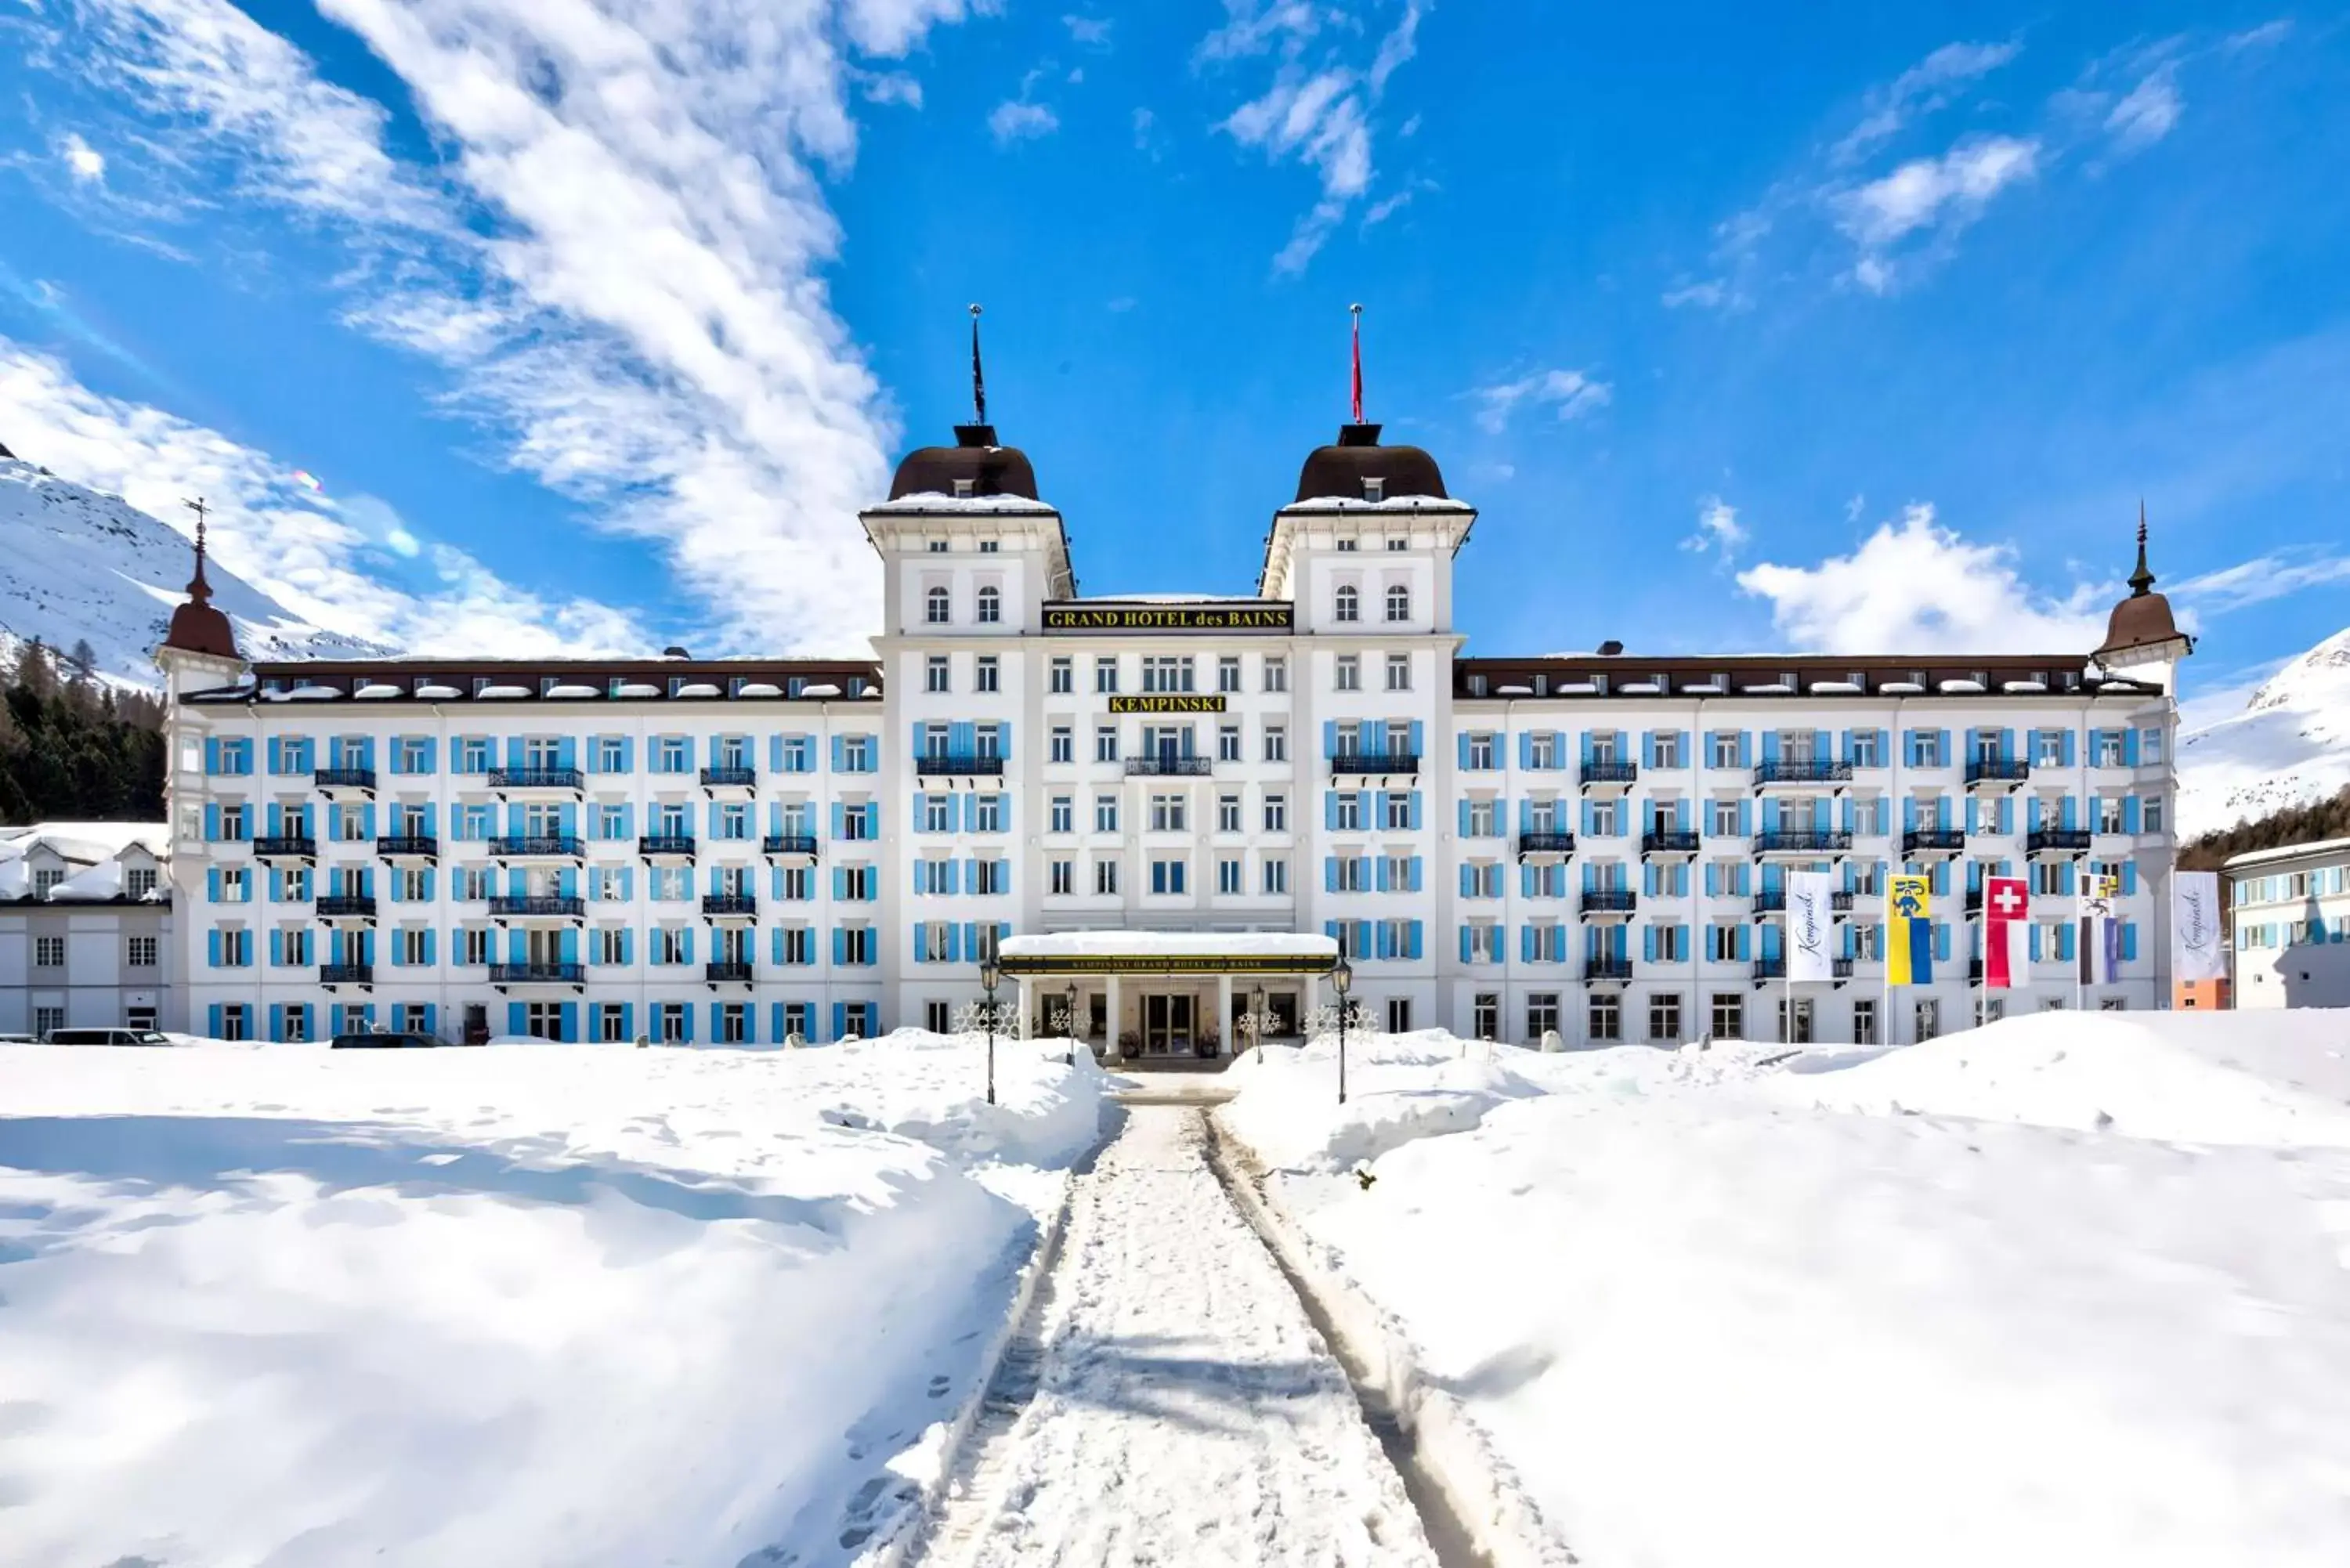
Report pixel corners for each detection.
[2128,498,2156,597]
[968,302,988,427]
[1349,302,1365,425]
[181,495,214,604]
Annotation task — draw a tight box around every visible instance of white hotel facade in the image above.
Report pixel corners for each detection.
[153,418,2195,1050]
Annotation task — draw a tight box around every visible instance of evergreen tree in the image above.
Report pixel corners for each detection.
[0,656,166,825]
[2180,785,2350,871]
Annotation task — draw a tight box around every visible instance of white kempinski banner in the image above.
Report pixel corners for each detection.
[1785,871,1837,983]
[2171,869,2227,983]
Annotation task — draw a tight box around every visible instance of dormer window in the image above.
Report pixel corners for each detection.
[1336,537,1359,551]
[927,539,948,553]
[978,539,999,553]
[1386,537,1408,551]
[1362,478,1385,503]
[953,479,976,498]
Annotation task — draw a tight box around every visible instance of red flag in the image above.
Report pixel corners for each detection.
[1350,308,1364,424]
[1983,876,2030,988]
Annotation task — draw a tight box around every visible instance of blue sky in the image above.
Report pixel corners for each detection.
[2,2,2345,713]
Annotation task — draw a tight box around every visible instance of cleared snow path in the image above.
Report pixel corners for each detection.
[916,1106,1442,1567]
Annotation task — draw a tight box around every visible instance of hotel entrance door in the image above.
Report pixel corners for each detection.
[1143,993,1194,1055]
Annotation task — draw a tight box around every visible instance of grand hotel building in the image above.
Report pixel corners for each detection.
[153,417,2193,1050]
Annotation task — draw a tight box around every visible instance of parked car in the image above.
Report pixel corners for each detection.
[329,1031,446,1050]
[43,1028,174,1046]
[0,1031,41,1044]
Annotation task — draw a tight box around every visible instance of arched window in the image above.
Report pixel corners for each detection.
[1334,584,1360,623]
[1385,583,1411,623]
[925,586,951,625]
[977,585,1002,624]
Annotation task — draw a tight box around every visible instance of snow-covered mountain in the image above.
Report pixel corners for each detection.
[2178,627,2350,836]
[0,452,387,687]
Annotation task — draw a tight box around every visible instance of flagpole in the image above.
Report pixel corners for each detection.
[1349,302,1365,425]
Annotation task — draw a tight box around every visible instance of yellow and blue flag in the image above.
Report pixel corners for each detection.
[1887,874,1933,985]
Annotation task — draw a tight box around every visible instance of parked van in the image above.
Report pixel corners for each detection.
[43,1028,174,1047]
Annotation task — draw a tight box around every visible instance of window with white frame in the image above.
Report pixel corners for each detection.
[1333,792,1362,831]
[1049,858,1074,895]
[1050,724,1074,763]
[1385,583,1410,622]
[34,935,65,967]
[1094,656,1119,693]
[1218,723,1242,762]
[1150,793,1188,832]
[1217,656,1242,692]
[126,934,158,966]
[1264,656,1288,692]
[1094,858,1119,894]
[1050,795,1074,833]
[1218,793,1242,833]
[1709,799,1741,836]
[1264,724,1288,763]
[1264,793,1288,832]
[1095,726,1119,763]
[1150,858,1187,894]
[1217,857,1243,894]
[1335,583,1360,623]
[976,585,1001,623]
[1142,656,1194,694]
[1336,655,1361,692]
[1050,656,1073,693]
[976,656,1000,693]
[1386,653,1411,692]
[1094,795,1119,833]
[926,656,949,693]
[925,585,950,624]
[1263,857,1289,894]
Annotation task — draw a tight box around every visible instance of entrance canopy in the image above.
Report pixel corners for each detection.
[996,931,1340,977]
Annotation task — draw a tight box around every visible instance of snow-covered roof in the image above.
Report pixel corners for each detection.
[864,493,1060,514]
[0,823,168,901]
[2222,836,2350,872]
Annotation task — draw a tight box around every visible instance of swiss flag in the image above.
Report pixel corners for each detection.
[1983,875,2030,989]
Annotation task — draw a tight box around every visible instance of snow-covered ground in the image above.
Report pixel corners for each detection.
[0,1031,1105,1567]
[1220,1013,2350,1568]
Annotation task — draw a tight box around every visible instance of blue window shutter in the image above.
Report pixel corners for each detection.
[1406,922,1423,960]
[207,928,222,967]
[1409,721,1424,757]
[1511,731,1526,770]
[1579,731,1593,767]
[1375,856,1390,893]
[1322,720,1339,758]
[208,1003,223,1037]
[2123,728,2140,767]
[2061,730,2077,768]
[1457,732,1471,769]
[269,928,283,966]
[1642,924,1657,963]
[2061,796,2078,831]
[2120,862,2137,895]
[2124,797,2142,833]
[1762,731,1780,764]
[1408,858,1422,893]
[2122,923,2138,961]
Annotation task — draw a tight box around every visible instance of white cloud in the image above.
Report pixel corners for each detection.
[0,338,655,656]
[857,69,924,108]
[58,132,107,182]
[52,0,1001,656]
[1832,40,2019,165]
[2106,65,2182,154]
[2171,550,2350,612]
[1471,368,1611,434]
[1736,504,2112,655]
[1063,14,1111,47]
[1835,135,2039,290]
[2223,20,2292,52]
[989,98,1059,144]
[1198,0,1324,63]
[1682,495,1748,561]
[1660,278,1729,310]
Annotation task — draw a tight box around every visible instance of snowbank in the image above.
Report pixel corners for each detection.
[1220,1016,2350,1567]
[0,1035,1105,1566]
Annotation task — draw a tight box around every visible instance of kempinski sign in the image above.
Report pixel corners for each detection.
[1041,602,1294,633]
[1107,694,1227,714]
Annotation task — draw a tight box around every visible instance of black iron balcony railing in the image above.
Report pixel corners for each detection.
[487,767,584,791]
[1331,752,1421,775]
[1755,759,1853,786]
[1580,887,1638,914]
[916,754,1006,776]
[704,961,755,984]
[320,963,373,985]
[1640,829,1701,856]
[313,767,376,791]
[701,894,757,917]
[489,895,584,919]
[490,962,585,985]
[1965,758,2031,786]
[1902,829,1967,857]
[1755,830,1853,854]
[638,834,697,858]
[1755,956,1785,981]
[700,765,757,789]
[377,835,438,858]
[761,833,819,858]
[488,835,584,858]
[1126,756,1215,775]
[1580,759,1639,786]
[1755,890,1856,913]
[316,894,376,918]
[1585,956,1635,982]
[254,835,317,858]
[2026,828,2093,855]
[1515,831,1578,857]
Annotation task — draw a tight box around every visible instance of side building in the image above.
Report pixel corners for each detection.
[153,415,2191,1049]
[2225,836,2350,1010]
[0,824,174,1037]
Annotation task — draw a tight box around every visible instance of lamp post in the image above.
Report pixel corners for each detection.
[979,953,1000,1106]
[1250,984,1267,1064]
[1330,958,1353,1104]
[1065,981,1079,1067]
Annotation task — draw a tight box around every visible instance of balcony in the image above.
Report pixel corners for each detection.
[1126,756,1215,776]
[2026,828,2092,858]
[704,960,755,986]
[1754,760,1853,789]
[638,834,698,860]
[1902,828,1967,859]
[320,963,373,988]
[316,894,377,922]
[1515,831,1577,860]
[702,894,758,919]
[1330,752,1421,777]
[1640,829,1701,859]
[700,764,757,793]
[377,834,438,860]
[486,767,584,793]
[1754,890,1856,914]
[1965,757,2031,790]
[1579,888,1637,921]
[1755,830,1853,857]
[489,895,584,921]
[253,835,317,861]
[489,961,586,988]
[762,833,819,860]
[1579,759,1638,793]
[313,766,377,796]
[488,835,585,860]
[1585,956,1634,985]
[916,754,1006,777]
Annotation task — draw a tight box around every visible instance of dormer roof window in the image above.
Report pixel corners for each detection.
[1362,477,1385,502]
[953,478,976,498]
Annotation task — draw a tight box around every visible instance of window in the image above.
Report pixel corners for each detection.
[2143,797,2165,834]
[1150,858,1188,894]
[1336,655,1361,692]
[1653,923,1689,962]
[976,656,1000,693]
[1708,731,1741,769]
[1465,798,1498,837]
[655,736,690,774]
[1263,857,1289,894]
[594,1003,628,1042]
[34,935,65,968]
[1218,656,1242,693]
[1334,855,1368,892]
[1218,724,1242,762]
[1094,858,1120,894]
[1264,724,1289,763]
[1264,656,1288,693]
[1335,584,1360,623]
[1648,993,1683,1042]
[925,586,950,624]
[1906,729,1947,768]
[1333,792,1363,831]
[1050,795,1074,833]
[978,538,999,554]
[1914,999,1940,1042]
[218,1004,249,1042]
[1264,793,1289,832]
[1386,653,1412,692]
[779,927,814,963]
[1528,992,1560,1041]
[1218,794,1242,833]
[1337,537,1359,551]
[1050,858,1075,894]
[125,865,158,899]
[123,934,159,967]
[1588,994,1622,1042]
[1094,656,1119,694]
[976,586,1001,624]
[594,927,627,965]
[840,865,877,899]
[1050,724,1074,764]
[1853,998,1878,1046]
[1653,731,1683,768]
[656,1003,689,1044]
[925,655,950,694]
[1050,656,1073,694]
[1143,656,1194,693]
[1150,794,1188,832]
[2139,727,2164,764]
[1217,857,1244,894]
[922,795,953,833]
[1386,997,1413,1033]
[1094,795,1119,833]
[1846,728,1881,768]
[971,795,1004,832]
[217,927,251,966]
[1466,733,1494,770]
[1095,726,1119,764]
[1385,583,1410,622]
[972,859,1007,894]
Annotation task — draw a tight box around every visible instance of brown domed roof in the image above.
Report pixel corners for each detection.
[1294,424,1448,503]
[888,424,1040,501]
[2093,508,2193,666]
[161,515,240,661]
